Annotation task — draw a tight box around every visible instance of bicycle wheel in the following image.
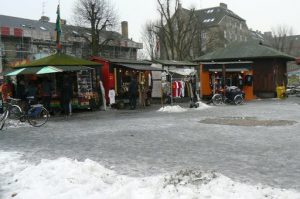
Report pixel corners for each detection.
[8,105,23,120]
[0,110,9,130]
[234,95,244,105]
[28,106,49,127]
[212,94,223,105]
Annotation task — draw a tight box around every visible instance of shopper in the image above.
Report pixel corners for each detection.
[128,77,138,110]
[61,75,73,116]
[26,81,38,99]
[42,78,53,112]
[1,78,14,103]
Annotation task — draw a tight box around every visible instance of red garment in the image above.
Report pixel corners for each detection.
[1,83,14,102]
[172,81,178,97]
[177,81,182,97]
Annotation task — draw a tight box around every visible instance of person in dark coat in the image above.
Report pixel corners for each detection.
[16,80,26,101]
[42,78,53,112]
[128,77,138,110]
[61,75,73,116]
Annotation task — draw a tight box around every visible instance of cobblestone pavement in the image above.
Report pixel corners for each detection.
[1,97,300,191]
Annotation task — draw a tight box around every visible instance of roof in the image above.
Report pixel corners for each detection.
[15,53,101,68]
[195,5,245,27]
[0,14,142,48]
[0,14,55,33]
[195,42,296,62]
[107,58,152,65]
[153,60,197,67]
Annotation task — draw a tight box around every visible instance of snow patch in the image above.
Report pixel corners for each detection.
[194,101,212,110]
[157,105,187,113]
[1,151,300,199]
[1,119,31,129]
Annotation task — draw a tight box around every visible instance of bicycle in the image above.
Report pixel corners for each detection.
[211,87,244,105]
[0,97,49,130]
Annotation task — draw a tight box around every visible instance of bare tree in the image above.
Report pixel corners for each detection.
[141,21,160,60]
[73,0,118,56]
[156,0,200,60]
[271,25,294,54]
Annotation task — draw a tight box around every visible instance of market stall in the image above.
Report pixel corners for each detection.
[4,53,102,112]
[151,60,199,105]
[199,61,255,100]
[90,57,162,108]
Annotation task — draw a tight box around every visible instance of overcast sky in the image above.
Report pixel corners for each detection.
[0,0,299,42]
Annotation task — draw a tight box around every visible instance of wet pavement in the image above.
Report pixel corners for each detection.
[1,96,300,191]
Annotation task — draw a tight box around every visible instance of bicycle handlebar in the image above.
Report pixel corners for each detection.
[7,97,21,102]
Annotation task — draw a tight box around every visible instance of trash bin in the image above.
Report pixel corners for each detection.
[276,86,286,99]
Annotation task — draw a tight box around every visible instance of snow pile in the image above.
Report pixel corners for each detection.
[194,101,211,110]
[157,105,187,113]
[3,119,31,129]
[1,152,300,199]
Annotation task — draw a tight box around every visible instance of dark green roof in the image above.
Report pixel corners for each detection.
[153,60,197,66]
[195,42,296,62]
[108,58,152,65]
[15,53,101,68]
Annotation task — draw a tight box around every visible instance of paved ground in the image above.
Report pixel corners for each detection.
[1,96,300,191]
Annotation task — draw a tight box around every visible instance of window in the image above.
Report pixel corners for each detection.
[224,30,227,38]
[40,26,47,31]
[201,31,207,39]
[72,31,79,36]
[240,23,242,30]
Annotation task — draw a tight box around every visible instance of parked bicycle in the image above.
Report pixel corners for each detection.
[0,97,49,130]
[211,86,244,105]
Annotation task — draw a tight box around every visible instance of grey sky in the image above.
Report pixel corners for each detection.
[0,0,299,42]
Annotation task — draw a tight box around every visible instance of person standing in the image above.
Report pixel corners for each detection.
[1,78,14,103]
[16,79,26,101]
[61,75,73,116]
[128,77,138,110]
[26,81,37,99]
[42,78,53,112]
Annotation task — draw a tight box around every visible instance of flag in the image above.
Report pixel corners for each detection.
[55,4,62,49]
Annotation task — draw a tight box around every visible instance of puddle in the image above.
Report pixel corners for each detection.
[199,117,297,127]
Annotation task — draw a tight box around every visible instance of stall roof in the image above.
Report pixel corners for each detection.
[200,61,253,65]
[117,63,163,71]
[14,53,101,68]
[195,42,295,62]
[108,58,152,65]
[153,60,197,67]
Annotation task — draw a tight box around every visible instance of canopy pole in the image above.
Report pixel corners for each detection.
[222,64,226,94]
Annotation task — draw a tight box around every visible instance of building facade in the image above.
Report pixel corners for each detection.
[0,15,142,70]
[159,3,250,60]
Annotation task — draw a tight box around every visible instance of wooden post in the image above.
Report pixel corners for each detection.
[222,64,226,95]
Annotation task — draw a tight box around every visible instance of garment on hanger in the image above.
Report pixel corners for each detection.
[181,80,185,97]
[172,81,179,97]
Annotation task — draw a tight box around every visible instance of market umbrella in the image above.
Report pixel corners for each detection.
[36,66,63,74]
[4,65,92,76]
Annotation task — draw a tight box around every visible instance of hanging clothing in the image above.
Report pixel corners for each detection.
[108,89,116,105]
[181,81,185,97]
[99,81,106,110]
[148,73,152,87]
[172,81,179,97]
[177,81,182,97]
